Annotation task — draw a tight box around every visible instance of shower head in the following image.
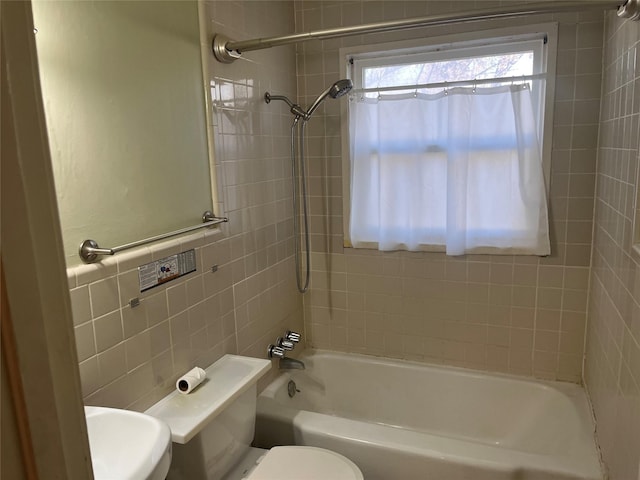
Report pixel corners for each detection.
[329,78,354,99]
[305,79,353,118]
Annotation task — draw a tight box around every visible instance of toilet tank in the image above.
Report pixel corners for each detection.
[145,355,272,480]
[169,384,257,480]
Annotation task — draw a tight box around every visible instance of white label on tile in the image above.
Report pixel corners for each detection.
[139,263,158,291]
[138,249,197,292]
[157,255,179,284]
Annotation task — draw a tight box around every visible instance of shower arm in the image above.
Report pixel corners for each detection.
[213,0,639,63]
[265,92,308,119]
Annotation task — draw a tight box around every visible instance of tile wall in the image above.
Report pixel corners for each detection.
[296,0,605,381]
[67,0,302,411]
[585,11,640,480]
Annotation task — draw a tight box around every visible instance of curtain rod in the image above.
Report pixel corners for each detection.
[352,73,548,96]
[212,0,639,63]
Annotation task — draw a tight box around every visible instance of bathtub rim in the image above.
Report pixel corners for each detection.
[286,348,587,395]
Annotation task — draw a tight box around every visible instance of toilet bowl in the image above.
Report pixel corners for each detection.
[145,355,363,480]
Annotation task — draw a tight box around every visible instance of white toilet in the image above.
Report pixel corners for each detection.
[145,355,363,480]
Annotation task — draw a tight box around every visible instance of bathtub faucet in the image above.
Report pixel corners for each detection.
[267,344,305,369]
[279,357,306,370]
[267,331,304,369]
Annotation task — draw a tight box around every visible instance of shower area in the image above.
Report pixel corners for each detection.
[207,0,640,478]
[264,79,352,293]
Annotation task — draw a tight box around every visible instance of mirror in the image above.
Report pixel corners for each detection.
[32,0,214,266]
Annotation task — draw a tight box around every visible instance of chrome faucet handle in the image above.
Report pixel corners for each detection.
[268,345,286,359]
[277,337,295,350]
[285,330,301,343]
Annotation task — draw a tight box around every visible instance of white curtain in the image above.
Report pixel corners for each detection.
[349,85,550,256]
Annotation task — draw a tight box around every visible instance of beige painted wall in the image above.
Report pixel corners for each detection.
[297,0,604,382]
[585,11,640,480]
[32,0,214,266]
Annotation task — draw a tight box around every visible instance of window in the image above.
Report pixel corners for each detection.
[341,25,557,256]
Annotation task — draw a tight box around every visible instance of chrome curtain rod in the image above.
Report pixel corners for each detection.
[352,73,547,95]
[212,0,639,63]
[79,211,228,263]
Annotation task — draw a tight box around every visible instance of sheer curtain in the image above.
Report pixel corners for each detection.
[349,85,550,256]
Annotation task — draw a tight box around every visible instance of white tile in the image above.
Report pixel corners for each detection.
[97,343,126,386]
[89,277,120,318]
[167,282,188,316]
[94,310,124,353]
[74,322,96,362]
[70,286,92,326]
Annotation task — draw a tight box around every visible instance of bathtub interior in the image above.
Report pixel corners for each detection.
[272,351,594,457]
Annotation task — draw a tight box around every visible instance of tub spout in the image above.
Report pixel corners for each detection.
[279,357,305,370]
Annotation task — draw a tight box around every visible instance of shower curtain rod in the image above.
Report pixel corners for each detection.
[212,0,639,63]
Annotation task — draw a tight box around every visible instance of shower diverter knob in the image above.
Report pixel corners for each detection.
[277,337,295,350]
[268,345,286,359]
[285,330,301,343]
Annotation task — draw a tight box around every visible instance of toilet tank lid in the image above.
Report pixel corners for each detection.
[144,355,271,444]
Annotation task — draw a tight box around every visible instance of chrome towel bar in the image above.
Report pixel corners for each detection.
[79,211,228,263]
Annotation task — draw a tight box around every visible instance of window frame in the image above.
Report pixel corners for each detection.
[339,23,558,249]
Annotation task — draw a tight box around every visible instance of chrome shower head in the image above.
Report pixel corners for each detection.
[305,78,353,118]
[329,79,353,99]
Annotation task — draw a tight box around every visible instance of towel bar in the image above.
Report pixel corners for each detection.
[79,211,228,263]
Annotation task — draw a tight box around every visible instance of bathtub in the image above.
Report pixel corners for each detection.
[254,350,602,480]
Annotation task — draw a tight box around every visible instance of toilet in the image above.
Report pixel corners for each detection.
[145,355,363,480]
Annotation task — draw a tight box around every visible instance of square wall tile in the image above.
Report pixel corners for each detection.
[89,277,120,318]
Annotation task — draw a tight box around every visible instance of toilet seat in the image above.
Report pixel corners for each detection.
[244,446,364,480]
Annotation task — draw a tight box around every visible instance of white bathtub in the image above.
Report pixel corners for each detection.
[254,350,602,480]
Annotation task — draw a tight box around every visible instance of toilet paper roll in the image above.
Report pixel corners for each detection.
[176,367,207,394]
